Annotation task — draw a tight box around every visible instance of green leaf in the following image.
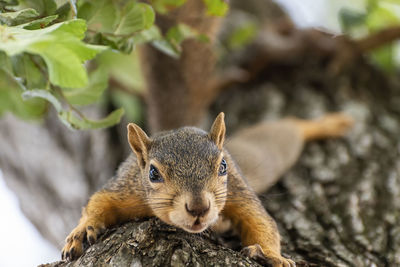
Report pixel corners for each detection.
[91,32,120,50]
[21,88,62,112]
[77,1,97,21]
[21,88,124,130]
[151,24,197,58]
[80,1,156,53]
[97,49,144,90]
[11,53,46,89]
[131,25,162,44]
[1,0,18,6]
[202,0,228,16]
[380,0,400,4]
[370,45,395,73]
[0,8,39,26]
[0,19,107,88]
[151,39,179,58]
[151,0,186,14]
[21,0,57,16]
[0,51,12,72]
[111,90,141,122]
[227,21,257,50]
[79,0,118,33]
[166,23,195,44]
[19,85,124,130]
[0,68,46,119]
[55,2,71,21]
[366,5,400,31]
[30,42,89,87]
[0,20,86,56]
[339,8,367,32]
[115,2,155,35]
[64,66,109,105]
[49,18,87,39]
[59,108,124,130]
[20,15,58,30]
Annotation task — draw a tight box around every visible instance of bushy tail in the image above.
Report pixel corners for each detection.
[226,113,353,194]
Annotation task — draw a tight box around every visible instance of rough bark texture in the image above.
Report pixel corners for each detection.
[41,218,265,267]
[212,57,400,266]
[1,1,399,266]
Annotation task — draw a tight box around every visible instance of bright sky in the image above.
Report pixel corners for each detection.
[0,170,59,267]
[275,0,365,32]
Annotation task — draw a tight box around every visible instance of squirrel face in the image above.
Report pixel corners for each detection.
[127,113,227,233]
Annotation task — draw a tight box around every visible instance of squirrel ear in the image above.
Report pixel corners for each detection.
[127,123,151,168]
[209,112,226,149]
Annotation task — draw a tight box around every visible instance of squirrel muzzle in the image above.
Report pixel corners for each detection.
[167,190,222,233]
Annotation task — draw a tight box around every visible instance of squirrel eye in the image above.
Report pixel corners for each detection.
[218,158,227,176]
[149,165,164,183]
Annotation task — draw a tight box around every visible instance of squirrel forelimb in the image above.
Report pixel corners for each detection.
[62,112,353,267]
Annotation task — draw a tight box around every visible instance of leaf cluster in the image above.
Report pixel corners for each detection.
[0,0,228,129]
[339,0,400,72]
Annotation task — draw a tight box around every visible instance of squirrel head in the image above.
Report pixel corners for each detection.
[127,112,227,233]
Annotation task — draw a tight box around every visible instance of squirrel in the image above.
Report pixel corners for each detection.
[61,112,353,267]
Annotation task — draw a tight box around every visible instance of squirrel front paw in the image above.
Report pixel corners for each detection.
[241,244,296,267]
[61,219,104,261]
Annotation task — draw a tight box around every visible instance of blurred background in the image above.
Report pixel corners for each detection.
[0,171,58,266]
[1,0,400,266]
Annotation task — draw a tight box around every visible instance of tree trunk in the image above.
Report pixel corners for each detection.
[0,108,125,246]
[140,0,221,133]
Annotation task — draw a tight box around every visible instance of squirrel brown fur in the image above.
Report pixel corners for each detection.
[62,112,353,267]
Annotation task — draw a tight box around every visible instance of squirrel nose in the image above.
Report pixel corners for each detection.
[185,201,210,217]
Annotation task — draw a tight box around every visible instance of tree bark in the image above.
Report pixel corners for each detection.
[40,218,265,267]
[211,52,400,266]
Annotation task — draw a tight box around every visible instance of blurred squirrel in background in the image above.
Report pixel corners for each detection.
[62,112,352,267]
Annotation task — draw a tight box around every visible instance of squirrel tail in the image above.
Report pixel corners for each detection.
[226,113,353,194]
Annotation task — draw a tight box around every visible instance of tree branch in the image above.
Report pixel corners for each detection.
[357,25,400,52]
[109,77,146,103]
[41,219,263,267]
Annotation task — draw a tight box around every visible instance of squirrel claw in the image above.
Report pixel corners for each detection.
[61,221,102,261]
[241,244,296,267]
[62,229,84,261]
